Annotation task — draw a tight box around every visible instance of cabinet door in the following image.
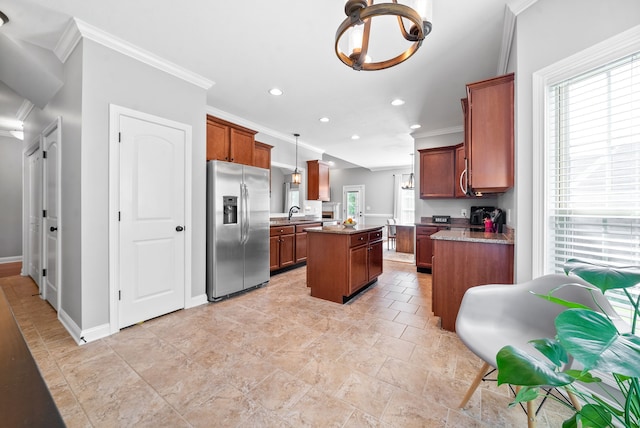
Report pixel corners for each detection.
[253,141,272,170]
[455,144,467,198]
[415,235,433,268]
[419,147,455,198]
[307,160,330,201]
[295,232,307,263]
[348,245,368,295]
[467,73,514,193]
[229,128,255,165]
[368,240,383,281]
[279,234,296,268]
[270,236,280,271]
[206,120,230,161]
[317,162,330,201]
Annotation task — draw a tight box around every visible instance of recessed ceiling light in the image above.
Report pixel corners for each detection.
[410,124,421,129]
[351,135,360,140]
[269,88,283,96]
[391,99,405,106]
[319,117,330,123]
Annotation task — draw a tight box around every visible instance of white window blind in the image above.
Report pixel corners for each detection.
[546,51,640,323]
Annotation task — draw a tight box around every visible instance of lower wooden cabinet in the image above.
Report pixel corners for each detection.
[307,228,383,303]
[271,222,321,272]
[295,222,321,263]
[415,225,447,270]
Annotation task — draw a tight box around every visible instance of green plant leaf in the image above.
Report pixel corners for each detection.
[496,345,574,387]
[579,404,613,428]
[564,369,601,383]
[564,259,640,293]
[556,309,640,377]
[508,386,539,406]
[530,338,568,367]
[562,414,578,428]
[532,288,595,310]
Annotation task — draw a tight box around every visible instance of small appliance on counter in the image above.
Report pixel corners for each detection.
[469,206,494,230]
[469,206,506,233]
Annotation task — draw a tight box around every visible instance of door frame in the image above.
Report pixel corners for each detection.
[108,104,192,334]
[41,117,62,308]
[342,184,366,225]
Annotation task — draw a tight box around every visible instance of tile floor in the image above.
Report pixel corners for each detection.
[0,261,573,427]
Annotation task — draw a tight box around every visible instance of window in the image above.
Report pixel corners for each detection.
[399,187,415,225]
[545,51,640,323]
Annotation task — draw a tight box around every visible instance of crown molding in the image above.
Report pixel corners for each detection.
[16,100,34,122]
[55,18,214,90]
[0,130,13,138]
[205,106,325,155]
[497,6,516,75]
[507,0,539,16]
[411,125,463,139]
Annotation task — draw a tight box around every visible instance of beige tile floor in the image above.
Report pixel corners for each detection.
[0,261,574,427]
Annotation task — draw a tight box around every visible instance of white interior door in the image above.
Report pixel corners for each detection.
[27,147,42,287]
[42,119,61,310]
[118,114,186,328]
[343,185,365,225]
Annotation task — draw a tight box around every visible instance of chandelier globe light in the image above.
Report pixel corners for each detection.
[401,153,415,190]
[292,133,302,185]
[335,0,433,71]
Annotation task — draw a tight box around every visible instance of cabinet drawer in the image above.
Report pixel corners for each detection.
[295,223,322,233]
[368,230,383,241]
[350,232,368,247]
[270,226,295,236]
[416,226,438,236]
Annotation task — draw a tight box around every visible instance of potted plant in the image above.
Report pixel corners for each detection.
[496,259,640,427]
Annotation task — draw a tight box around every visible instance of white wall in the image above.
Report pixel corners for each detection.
[0,136,23,258]
[79,39,207,328]
[512,0,640,282]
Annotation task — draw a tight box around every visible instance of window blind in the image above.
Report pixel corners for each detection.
[546,51,640,324]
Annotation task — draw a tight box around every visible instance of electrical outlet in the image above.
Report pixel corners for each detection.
[461,209,467,218]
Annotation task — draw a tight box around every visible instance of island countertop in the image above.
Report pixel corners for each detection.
[306,224,382,235]
[431,229,514,245]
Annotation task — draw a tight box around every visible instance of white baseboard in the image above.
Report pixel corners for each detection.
[187,293,208,309]
[58,309,111,345]
[0,256,22,264]
[58,309,82,344]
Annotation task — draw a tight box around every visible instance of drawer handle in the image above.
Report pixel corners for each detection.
[359,237,364,240]
[280,229,284,232]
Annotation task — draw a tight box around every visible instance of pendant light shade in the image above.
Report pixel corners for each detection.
[292,133,302,185]
[401,153,415,190]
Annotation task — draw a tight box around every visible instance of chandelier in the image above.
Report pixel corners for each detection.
[401,153,415,190]
[335,0,432,71]
[292,133,302,185]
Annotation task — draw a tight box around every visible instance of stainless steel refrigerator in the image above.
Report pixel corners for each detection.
[206,160,270,301]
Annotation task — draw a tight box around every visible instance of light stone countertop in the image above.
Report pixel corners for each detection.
[430,229,514,245]
[306,224,382,235]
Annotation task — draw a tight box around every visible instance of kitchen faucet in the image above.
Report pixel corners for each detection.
[288,205,300,221]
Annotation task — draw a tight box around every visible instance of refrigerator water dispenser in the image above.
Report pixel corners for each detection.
[223,196,238,224]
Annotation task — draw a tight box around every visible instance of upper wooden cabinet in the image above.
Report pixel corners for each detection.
[206,115,257,166]
[465,73,514,193]
[253,141,273,170]
[419,147,455,198]
[307,160,330,201]
[454,143,467,198]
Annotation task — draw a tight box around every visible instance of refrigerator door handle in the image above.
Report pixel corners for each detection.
[244,184,250,244]
[239,183,245,244]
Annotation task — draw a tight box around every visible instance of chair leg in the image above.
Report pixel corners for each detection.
[459,361,491,408]
[566,389,582,411]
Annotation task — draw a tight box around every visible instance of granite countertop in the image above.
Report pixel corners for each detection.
[306,224,382,235]
[430,229,514,245]
[269,218,323,226]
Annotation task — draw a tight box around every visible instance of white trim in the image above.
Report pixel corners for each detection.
[411,125,464,140]
[0,256,22,264]
[58,308,82,344]
[56,18,214,90]
[108,104,193,335]
[79,323,111,344]
[0,130,14,138]
[507,0,539,15]
[187,294,208,309]
[22,140,40,279]
[531,24,640,277]
[364,213,395,218]
[16,100,34,122]
[206,106,325,155]
[497,6,517,75]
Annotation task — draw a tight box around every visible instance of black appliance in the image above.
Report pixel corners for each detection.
[470,206,494,226]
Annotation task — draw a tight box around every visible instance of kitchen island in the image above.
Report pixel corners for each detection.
[306,225,383,303]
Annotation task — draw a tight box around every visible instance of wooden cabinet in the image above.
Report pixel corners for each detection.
[419,147,455,198]
[307,160,330,201]
[432,238,514,331]
[253,141,273,170]
[465,73,514,194]
[415,225,447,270]
[206,115,257,165]
[307,227,383,303]
[295,222,321,263]
[270,226,295,270]
[454,143,467,198]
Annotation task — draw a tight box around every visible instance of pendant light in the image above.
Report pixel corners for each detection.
[401,153,415,190]
[291,133,302,185]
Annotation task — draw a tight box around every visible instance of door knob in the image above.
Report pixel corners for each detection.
[50,227,58,232]
[176,226,184,232]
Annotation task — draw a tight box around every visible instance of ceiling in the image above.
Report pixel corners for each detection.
[0,0,520,169]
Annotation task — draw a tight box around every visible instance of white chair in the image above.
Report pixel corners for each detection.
[386,218,397,250]
[456,274,624,427]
